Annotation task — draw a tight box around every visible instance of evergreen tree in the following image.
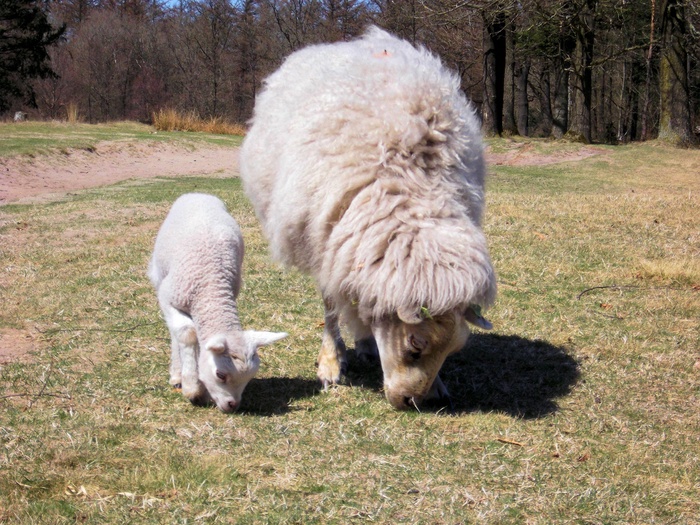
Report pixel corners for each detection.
[0,0,65,113]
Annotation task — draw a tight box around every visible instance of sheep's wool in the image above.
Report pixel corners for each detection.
[241,27,496,322]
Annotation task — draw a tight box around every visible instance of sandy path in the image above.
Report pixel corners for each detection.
[0,141,240,205]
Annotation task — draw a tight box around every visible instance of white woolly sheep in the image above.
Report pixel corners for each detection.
[148,193,287,412]
[240,27,496,410]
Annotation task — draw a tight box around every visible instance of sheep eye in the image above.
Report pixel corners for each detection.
[405,348,421,361]
[409,334,427,350]
[405,334,428,361]
[215,370,227,381]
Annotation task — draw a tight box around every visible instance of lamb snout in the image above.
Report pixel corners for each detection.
[222,399,240,413]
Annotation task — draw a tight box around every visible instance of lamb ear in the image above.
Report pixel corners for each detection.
[397,305,423,325]
[205,334,228,354]
[464,305,493,330]
[244,331,288,351]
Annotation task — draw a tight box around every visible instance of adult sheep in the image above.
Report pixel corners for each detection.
[240,27,496,410]
[148,193,288,412]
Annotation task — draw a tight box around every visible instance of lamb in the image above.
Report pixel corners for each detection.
[148,193,287,413]
[240,27,496,410]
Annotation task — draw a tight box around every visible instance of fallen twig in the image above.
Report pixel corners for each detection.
[577,284,685,300]
[0,392,72,401]
[496,437,524,447]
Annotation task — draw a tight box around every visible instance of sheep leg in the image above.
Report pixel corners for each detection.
[162,304,205,402]
[425,375,453,411]
[316,299,347,389]
[346,312,378,364]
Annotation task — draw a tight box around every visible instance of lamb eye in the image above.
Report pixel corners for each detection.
[215,370,227,381]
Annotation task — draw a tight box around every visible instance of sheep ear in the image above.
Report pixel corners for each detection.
[464,306,493,330]
[205,335,227,354]
[397,305,423,325]
[244,331,288,351]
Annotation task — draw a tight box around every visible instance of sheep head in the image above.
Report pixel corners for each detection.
[199,331,288,413]
[372,305,490,410]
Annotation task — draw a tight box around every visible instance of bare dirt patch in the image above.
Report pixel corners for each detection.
[485,142,607,166]
[0,141,240,205]
[0,328,37,365]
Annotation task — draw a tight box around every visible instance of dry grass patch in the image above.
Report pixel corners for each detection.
[152,108,246,136]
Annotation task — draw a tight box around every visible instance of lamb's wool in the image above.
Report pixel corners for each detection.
[241,27,496,323]
[148,193,243,338]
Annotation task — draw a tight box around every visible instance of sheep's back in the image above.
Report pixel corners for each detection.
[241,28,487,289]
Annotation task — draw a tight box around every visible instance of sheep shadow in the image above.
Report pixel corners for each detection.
[346,333,580,418]
[239,376,318,416]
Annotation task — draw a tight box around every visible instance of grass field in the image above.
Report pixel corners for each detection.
[0,127,698,524]
[0,121,242,157]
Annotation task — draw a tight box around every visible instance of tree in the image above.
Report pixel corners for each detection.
[481,7,507,136]
[0,0,65,113]
[658,0,691,144]
[567,0,597,143]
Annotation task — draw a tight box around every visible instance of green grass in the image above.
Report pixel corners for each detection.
[0,135,699,523]
[0,121,242,157]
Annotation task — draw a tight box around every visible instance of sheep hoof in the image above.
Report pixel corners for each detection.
[356,338,379,365]
[317,363,344,389]
[318,370,342,389]
[357,352,378,366]
[172,383,182,391]
[317,351,346,388]
[425,375,450,401]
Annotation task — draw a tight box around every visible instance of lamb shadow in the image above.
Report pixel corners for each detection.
[347,333,580,419]
[239,376,318,416]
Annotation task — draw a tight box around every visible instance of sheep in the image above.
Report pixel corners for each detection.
[148,193,287,413]
[240,27,496,410]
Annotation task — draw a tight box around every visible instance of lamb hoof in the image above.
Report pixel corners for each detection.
[189,395,209,407]
[172,383,182,390]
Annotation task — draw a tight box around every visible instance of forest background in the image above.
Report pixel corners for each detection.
[2,0,700,145]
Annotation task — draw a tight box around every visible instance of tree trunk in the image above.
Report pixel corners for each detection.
[641,0,656,141]
[658,0,691,144]
[481,11,506,136]
[551,62,569,139]
[516,60,530,136]
[503,21,517,135]
[551,23,575,139]
[567,0,596,143]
